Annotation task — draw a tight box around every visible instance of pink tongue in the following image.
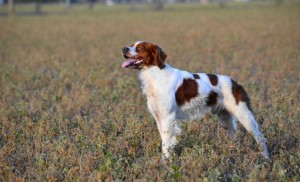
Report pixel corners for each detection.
[122,59,135,68]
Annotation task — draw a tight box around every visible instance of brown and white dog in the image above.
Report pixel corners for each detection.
[121,41,270,160]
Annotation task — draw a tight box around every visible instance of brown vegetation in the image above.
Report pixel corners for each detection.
[0,2,299,181]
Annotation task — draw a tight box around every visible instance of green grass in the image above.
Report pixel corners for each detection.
[0,2,300,181]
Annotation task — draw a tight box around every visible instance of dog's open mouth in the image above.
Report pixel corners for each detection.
[122,59,144,69]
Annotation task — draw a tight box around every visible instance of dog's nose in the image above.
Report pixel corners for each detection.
[122,47,130,54]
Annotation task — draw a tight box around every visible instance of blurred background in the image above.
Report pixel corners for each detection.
[0,0,289,15]
[0,0,299,181]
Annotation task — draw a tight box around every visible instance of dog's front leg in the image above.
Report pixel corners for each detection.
[159,113,181,159]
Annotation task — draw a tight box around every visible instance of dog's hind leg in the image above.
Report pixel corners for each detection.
[227,102,270,159]
[216,109,237,140]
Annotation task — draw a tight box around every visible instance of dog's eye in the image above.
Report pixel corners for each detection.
[136,47,143,52]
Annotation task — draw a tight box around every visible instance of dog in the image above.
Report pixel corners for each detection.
[121,41,270,160]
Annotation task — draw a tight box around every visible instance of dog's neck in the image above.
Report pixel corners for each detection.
[140,64,171,82]
[139,64,174,95]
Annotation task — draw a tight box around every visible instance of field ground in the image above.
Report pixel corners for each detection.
[0,1,300,181]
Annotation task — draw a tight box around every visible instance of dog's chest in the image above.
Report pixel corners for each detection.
[141,71,160,98]
[143,79,159,102]
[141,73,173,112]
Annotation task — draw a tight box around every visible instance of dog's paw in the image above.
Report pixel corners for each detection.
[161,154,170,165]
[262,150,270,160]
[227,128,237,140]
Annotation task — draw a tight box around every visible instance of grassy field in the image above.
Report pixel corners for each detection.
[1,2,300,181]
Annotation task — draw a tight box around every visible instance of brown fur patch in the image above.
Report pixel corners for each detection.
[206,91,218,106]
[231,79,252,111]
[207,74,218,86]
[175,79,198,106]
[193,74,200,79]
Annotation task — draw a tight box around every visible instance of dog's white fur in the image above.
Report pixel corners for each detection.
[123,41,270,160]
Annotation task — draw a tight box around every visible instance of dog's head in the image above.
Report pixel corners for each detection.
[122,41,167,70]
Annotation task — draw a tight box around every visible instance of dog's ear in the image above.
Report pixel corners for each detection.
[151,45,167,69]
